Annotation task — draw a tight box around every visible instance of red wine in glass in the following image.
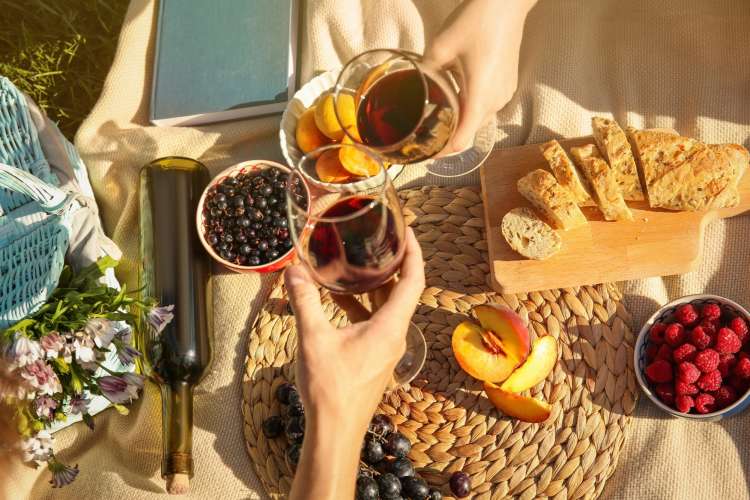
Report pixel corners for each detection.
[305,195,405,294]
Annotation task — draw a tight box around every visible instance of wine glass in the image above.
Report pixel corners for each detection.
[333,48,497,177]
[286,143,426,384]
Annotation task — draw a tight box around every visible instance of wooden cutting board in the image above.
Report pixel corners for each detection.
[480,136,750,294]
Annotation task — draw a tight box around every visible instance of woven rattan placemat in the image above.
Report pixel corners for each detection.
[242,186,638,499]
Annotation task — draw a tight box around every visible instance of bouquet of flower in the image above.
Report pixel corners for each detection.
[0,257,172,488]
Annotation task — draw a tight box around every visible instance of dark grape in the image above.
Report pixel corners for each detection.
[427,489,442,500]
[285,416,305,443]
[356,476,379,500]
[276,382,295,404]
[256,197,268,209]
[223,176,239,186]
[248,256,261,266]
[286,443,301,467]
[377,473,402,498]
[388,457,414,478]
[214,192,227,204]
[370,414,395,436]
[268,249,280,260]
[402,476,430,500]
[385,432,411,459]
[216,200,228,211]
[262,185,273,196]
[287,402,304,418]
[231,195,245,207]
[235,233,248,244]
[364,438,386,465]
[261,416,283,439]
[206,233,218,245]
[449,472,470,498]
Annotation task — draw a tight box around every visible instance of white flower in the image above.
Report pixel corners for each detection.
[40,332,65,359]
[21,430,54,463]
[69,395,91,415]
[84,318,116,349]
[71,332,96,364]
[147,305,175,334]
[5,332,43,369]
[20,360,62,396]
[98,373,144,404]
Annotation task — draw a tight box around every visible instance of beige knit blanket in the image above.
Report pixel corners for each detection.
[6,0,750,499]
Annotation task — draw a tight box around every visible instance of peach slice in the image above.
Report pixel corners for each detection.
[315,149,353,183]
[295,106,331,153]
[474,304,531,364]
[484,382,552,423]
[500,336,558,393]
[452,321,519,383]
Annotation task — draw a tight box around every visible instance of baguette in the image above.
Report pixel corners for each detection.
[627,129,748,211]
[591,117,645,201]
[570,144,634,221]
[517,169,588,230]
[539,140,592,206]
[501,207,562,260]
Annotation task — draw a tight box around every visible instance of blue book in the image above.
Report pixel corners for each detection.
[150,0,298,126]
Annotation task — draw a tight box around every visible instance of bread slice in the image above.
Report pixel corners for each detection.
[539,140,592,206]
[517,169,588,230]
[591,117,645,201]
[502,207,562,260]
[627,129,748,210]
[570,144,634,221]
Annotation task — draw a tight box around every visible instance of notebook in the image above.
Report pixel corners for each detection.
[150,0,298,126]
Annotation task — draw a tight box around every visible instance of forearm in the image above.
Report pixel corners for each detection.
[289,411,366,500]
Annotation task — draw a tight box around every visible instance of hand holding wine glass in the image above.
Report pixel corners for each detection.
[285,228,424,500]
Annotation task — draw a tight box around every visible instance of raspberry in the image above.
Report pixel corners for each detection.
[694,393,716,414]
[645,344,659,362]
[729,317,749,344]
[733,356,750,379]
[675,381,699,395]
[697,369,722,392]
[699,317,719,334]
[649,323,667,344]
[645,359,673,383]
[677,361,701,383]
[694,348,720,373]
[654,383,675,406]
[675,395,694,413]
[718,353,737,378]
[714,385,738,409]
[664,323,686,347]
[675,304,699,326]
[701,303,722,321]
[739,351,750,361]
[715,328,742,354]
[673,343,697,363]
[656,344,672,361]
[690,326,712,350]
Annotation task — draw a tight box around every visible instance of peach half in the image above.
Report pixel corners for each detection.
[484,382,552,423]
[451,304,531,383]
[500,335,558,393]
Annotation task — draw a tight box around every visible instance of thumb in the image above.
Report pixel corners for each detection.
[422,40,456,72]
[284,264,326,332]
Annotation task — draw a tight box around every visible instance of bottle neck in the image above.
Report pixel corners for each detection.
[161,381,193,478]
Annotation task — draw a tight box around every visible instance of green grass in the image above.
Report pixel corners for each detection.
[0,0,129,139]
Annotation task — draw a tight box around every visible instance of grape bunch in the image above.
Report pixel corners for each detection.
[261,382,305,467]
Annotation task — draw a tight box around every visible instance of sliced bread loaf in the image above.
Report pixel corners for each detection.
[502,207,562,260]
[539,139,592,206]
[517,169,588,230]
[570,144,634,221]
[591,117,645,201]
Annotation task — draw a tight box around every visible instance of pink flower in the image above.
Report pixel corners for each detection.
[147,305,174,334]
[5,332,42,369]
[21,430,54,462]
[20,360,62,396]
[84,318,115,349]
[34,395,58,420]
[40,332,65,359]
[97,373,144,404]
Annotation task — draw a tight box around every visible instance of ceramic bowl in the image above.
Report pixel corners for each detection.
[634,294,750,420]
[196,160,304,273]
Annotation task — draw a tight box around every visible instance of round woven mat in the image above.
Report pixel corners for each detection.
[242,186,638,499]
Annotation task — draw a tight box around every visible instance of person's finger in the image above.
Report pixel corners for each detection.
[422,39,456,71]
[331,294,371,323]
[371,228,424,326]
[450,72,487,152]
[284,264,327,332]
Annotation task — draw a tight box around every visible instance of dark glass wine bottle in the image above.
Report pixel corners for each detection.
[138,157,212,493]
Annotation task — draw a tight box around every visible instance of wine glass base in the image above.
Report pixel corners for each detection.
[390,321,427,388]
[422,114,498,178]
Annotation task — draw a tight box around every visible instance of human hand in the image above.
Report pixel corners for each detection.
[284,227,424,432]
[424,0,536,153]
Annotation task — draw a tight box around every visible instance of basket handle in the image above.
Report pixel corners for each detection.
[0,161,71,214]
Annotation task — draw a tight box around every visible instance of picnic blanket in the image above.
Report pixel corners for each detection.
[5,0,750,499]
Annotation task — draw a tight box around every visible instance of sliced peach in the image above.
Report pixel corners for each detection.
[315,149,353,183]
[452,321,519,383]
[340,135,382,177]
[295,106,331,153]
[500,336,558,393]
[474,304,531,364]
[484,382,552,423]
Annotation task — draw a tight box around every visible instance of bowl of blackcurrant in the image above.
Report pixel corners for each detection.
[197,160,308,273]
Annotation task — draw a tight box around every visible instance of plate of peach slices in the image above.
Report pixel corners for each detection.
[452,304,559,422]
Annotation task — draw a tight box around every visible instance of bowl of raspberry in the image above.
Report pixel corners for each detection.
[196,160,308,273]
[635,294,750,420]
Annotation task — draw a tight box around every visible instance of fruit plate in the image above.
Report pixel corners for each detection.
[480,136,750,294]
[242,185,638,499]
[278,69,405,188]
